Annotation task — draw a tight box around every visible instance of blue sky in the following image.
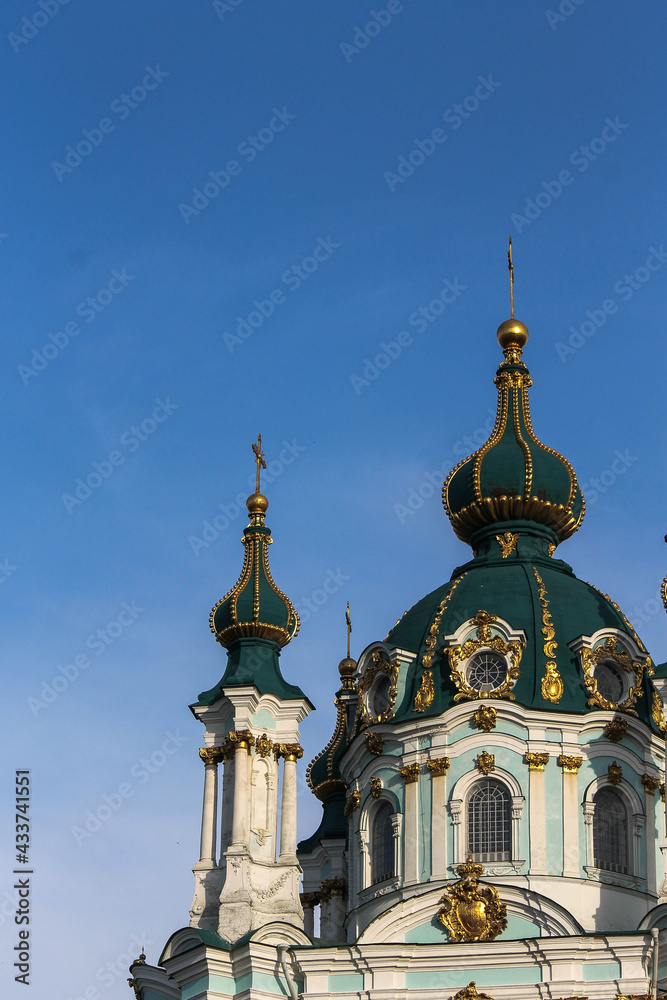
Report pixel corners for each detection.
[1,1,666,994]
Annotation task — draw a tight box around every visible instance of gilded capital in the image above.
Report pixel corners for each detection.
[199,746,226,766]
[255,734,273,757]
[344,789,361,817]
[557,754,583,773]
[319,877,347,901]
[426,757,451,777]
[229,730,256,751]
[642,774,661,795]
[399,763,421,783]
[524,752,550,771]
[273,742,303,762]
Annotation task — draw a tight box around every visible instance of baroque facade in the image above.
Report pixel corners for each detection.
[129,304,667,1000]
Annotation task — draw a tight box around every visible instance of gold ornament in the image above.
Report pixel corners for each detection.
[127,978,142,1000]
[414,668,435,713]
[557,754,583,773]
[579,636,645,713]
[359,651,398,723]
[496,532,519,558]
[475,751,495,775]
[533,567,563,704]
[661,783,665,802]
[413,575,467,712]
[652,690,667,736]
[547,543,557,557]
[642,774,661,795]
[426,757,450,777]
[255,734,273,757]
[437,859,507,942]
[344,790,360,817]
[525,752,550,771]
[370,777,382,798]
[449,610,523,703]
[299,891,320,908]
[365,732,384,755]
[604,716,628,742]
[607,761,622,785]
[448,985,496,1000]
[399,763,421,783]
[473,705,497,732]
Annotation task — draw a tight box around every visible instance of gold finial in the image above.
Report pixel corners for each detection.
[507,236,514,319]
[252,434,266,493]
[345,602,352,658]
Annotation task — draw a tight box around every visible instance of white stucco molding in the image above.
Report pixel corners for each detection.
[355,882,583,945]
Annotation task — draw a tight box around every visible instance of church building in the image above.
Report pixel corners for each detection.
[128,260,667,1000]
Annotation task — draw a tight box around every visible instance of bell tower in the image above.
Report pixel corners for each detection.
[188,437,312,943]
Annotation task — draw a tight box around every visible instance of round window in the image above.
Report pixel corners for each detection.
[369,673,391,718]
[467,651,508,692]
[594,660,625,704]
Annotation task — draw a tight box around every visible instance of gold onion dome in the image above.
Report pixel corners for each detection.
[209,439,299,649]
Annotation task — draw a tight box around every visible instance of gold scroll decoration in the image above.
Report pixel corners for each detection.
[449,611,522,703]
[414,574,467,712]
[532,567,563,704]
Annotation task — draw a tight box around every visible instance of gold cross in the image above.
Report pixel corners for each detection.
[345,601,352,658]
[252,434,266,493]
[507,236,515,318]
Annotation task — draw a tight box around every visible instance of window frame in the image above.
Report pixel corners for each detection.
[582,774,644,888]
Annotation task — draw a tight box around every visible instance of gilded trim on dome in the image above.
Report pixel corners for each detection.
[533,567,564,704]
[521,384,579,510]
[413,574,467,713]
[306,694,350,799]
[512,379,532,498]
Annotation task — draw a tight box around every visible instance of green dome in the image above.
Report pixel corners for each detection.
[383,522,657,728]
[443,334,584,545]
[209,492,299,649]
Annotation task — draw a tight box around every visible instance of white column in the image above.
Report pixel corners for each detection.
[278,743,303,860]
[559,756,582,877]
[220,754,233,858]
[230,733,253,848]
[401,763,420,884]
[300,894,317,937]
[427,758,449,879]
[198,748,222,866]
[526,754,549,874]
[644,778,660,895]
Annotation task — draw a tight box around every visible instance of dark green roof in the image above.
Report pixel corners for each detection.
[384,520,657,729]
[192,637,310,708]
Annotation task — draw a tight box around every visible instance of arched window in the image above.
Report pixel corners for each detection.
[467,780,511,862]
[371,801,395,884]
[593,787,628,874]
